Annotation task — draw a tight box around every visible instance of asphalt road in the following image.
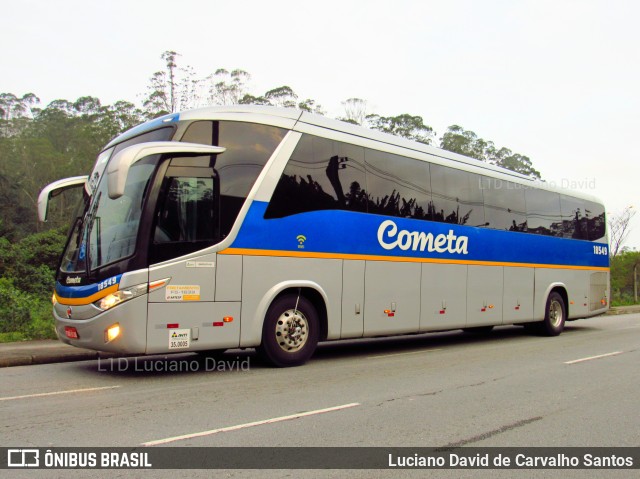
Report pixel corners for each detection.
[1,314,639,479]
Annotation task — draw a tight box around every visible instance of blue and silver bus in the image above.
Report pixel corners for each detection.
[38,106,609,366]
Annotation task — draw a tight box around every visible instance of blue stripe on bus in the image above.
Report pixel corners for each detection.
[230,201,609,269]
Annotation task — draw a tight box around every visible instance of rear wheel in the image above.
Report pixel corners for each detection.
[258,294,319,367]
[540,291,566,336]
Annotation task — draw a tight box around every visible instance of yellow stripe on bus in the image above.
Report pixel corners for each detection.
[55,284,119,306]
[219,248,610,272]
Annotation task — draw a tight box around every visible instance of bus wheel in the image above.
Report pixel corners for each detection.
[258,294,319,367]
[541,292,566,336]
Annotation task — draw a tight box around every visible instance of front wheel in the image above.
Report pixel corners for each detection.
[258,294,319,367]
[541,292,566,336]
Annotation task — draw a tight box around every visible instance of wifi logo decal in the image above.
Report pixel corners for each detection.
[296,235,307,249]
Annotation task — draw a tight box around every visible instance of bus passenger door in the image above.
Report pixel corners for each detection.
[145,165,240,353]
[364,261,420,336]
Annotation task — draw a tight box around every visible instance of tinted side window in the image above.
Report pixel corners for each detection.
[365,149,432,219]
[182,121,286,236]
[482,178,527,232]
[150,164,218,264]
[183,120,286,198]
[430,164,485,226]
[181,120,214,145]
[265,135,367,218]
[525,188,562,236]
[155,177,216,243]
[584,200,606,241]
[560,195,588,239]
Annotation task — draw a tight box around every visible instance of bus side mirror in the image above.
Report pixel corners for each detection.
[37,176,89,222]
[106,141,226,199]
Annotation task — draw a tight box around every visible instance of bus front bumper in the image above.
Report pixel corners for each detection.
[54,295,148,354]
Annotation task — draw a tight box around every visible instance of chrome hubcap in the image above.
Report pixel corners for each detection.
[549,300,563,328]
[275,309,309,353]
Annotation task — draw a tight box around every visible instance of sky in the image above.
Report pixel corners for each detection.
[3,0,639,249]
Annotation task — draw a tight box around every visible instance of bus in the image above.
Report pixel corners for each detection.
[38,106,609,367]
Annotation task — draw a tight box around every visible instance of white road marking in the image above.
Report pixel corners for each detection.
[564,351,624,365]
[142,402,361,446]
[367,348,442,359]
[0,385,121,401]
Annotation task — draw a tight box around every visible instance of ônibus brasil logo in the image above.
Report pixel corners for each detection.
[377,220,469,255]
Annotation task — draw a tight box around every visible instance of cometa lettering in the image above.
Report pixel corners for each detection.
[377,220,469,255]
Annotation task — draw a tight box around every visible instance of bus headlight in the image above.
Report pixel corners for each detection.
[96,284,147,311]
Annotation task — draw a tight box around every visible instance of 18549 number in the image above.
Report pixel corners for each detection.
[593,245,608,256]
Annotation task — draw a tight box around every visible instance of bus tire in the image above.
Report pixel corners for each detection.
[258,294,319,367]
[541,291,566,336]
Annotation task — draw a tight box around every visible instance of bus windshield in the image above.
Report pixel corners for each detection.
[61,155,158,273]
[59,127,175,275]
[88,156,158,270]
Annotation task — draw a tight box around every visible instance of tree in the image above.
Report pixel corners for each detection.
[239,85,324,114]
[178,65,200,111]
[609,206,636,257]
[162,50,179,113]
[143,70,171,117]
[340,98,368,125]
[205,69,250,106]
[264,86,298,108]
[610,250,640,304]
[0,93,40,136]
[439,125,489,161]
[73,96,102,117]
[142,51,201,117]
[297,98,325,115]
[366,113,435,145]
[238,93,271,106]
[439,124,541,179]
[487,147,541,179]
[100,101,144,134]
[0,93,142,240]
[0,92,40,121]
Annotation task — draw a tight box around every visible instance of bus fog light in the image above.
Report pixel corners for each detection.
[105,323,120,342]
[96,284,147,311]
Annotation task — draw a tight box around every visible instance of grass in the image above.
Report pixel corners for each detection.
[0,332,29,343]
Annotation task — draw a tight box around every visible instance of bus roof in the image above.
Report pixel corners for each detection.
[108,105,603,205]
